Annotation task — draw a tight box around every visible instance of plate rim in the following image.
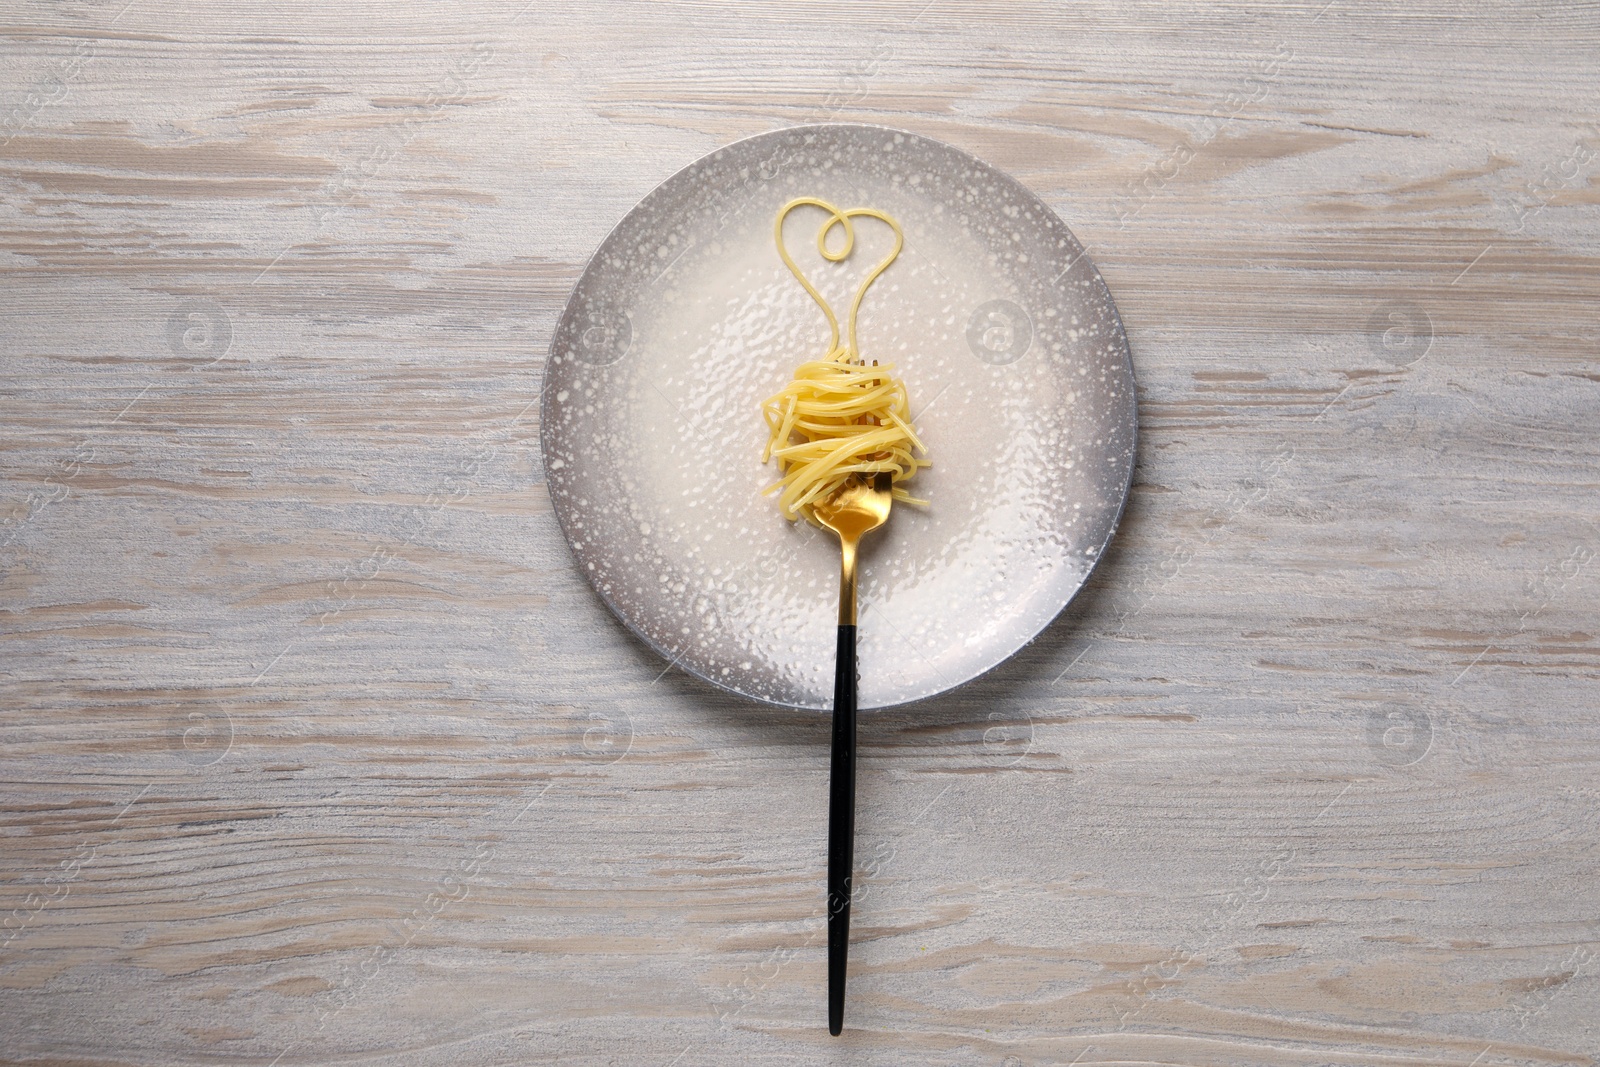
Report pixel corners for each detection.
[540,121,1138,710]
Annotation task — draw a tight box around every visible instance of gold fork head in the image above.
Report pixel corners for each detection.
[814,472,893,626]
[815,472,893,541]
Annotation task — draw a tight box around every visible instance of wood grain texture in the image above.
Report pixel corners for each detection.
[3,1,1599,1064]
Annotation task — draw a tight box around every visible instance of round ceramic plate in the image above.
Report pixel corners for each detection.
[541,124,1135,710]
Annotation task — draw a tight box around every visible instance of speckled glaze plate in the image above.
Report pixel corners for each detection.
[541,124,1135,710]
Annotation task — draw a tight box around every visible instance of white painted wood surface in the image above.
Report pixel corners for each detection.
[3,2,1599,1064]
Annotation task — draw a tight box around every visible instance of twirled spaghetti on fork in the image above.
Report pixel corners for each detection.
[761,197,930,524]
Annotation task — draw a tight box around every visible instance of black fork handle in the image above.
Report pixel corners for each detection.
[828,623,857,1036]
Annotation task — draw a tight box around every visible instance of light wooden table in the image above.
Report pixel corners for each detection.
[3,2,1598,1064]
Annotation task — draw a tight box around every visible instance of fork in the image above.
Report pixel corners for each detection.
[813,467,894,1036]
